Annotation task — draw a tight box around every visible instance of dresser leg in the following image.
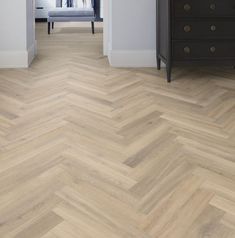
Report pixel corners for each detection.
[48,22,51,35]
[91,22,95,34]
[157,57,161,70]
[166,65,172,83]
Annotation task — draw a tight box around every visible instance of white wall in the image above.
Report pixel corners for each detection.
[0,0,36,68]
[107,0,157,67]
[100,0,103,18]
[103,0,110,55]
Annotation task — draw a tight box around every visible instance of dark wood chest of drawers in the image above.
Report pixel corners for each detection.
[156,0,235,82]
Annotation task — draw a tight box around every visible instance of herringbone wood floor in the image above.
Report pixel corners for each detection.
[0,22,235,238]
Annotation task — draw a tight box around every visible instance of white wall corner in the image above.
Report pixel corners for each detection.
[28,40,37,66]
[108,49,157,68]
[0,41,36,69]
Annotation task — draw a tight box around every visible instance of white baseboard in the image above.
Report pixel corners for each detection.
[28,40,37,66]
[0,41,37,69]
[108,49,157,67]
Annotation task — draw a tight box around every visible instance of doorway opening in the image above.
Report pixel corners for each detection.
[34,0,107,61]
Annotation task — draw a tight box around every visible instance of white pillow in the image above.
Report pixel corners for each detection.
[74,0,92,8]
[62,0,67,8]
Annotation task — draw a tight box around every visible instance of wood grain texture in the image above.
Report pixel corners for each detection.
[0,22,235,238]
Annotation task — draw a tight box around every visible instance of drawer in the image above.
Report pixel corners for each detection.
[174,20,235,39]
[35,8,49,18]
[35,0,56,8]
[173,41,235,60]
[35,0,56,19]
[174,0,235,17]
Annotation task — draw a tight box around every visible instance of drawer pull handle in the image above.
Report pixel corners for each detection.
[184,25,191,33]
[184,4,191,12]
[184,46,191,54]
[210,25,216,31]
[210,46,216,53]
[210,3,216,10]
